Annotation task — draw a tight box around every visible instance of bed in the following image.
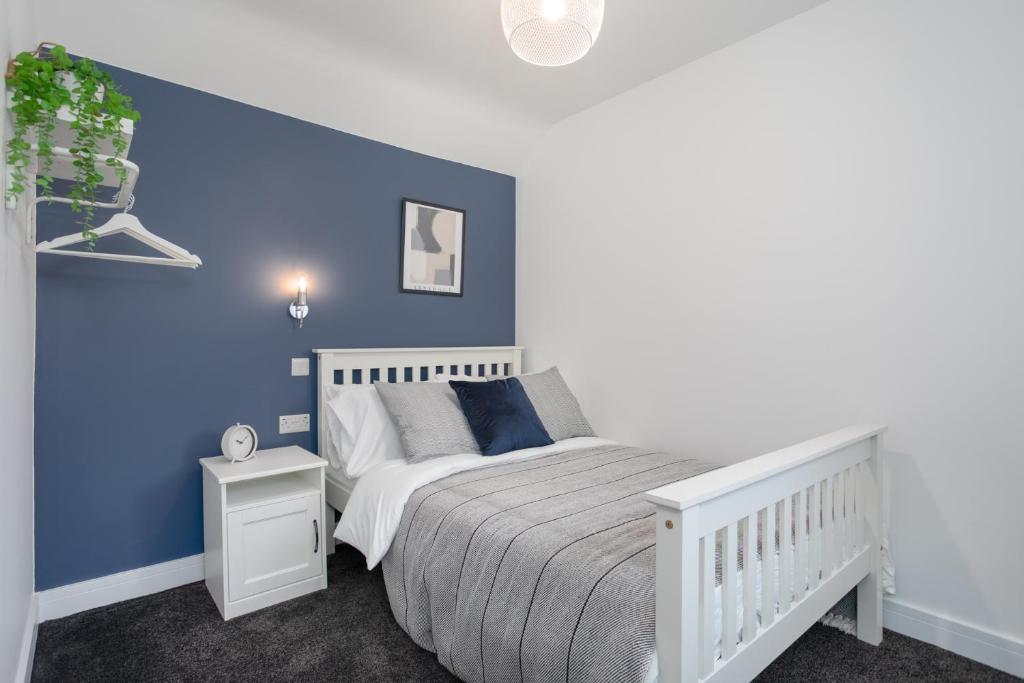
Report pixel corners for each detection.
[314,346,885,683]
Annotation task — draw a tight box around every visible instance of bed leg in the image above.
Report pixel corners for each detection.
[655,505,700,683]
[857,569,882,645]
[324,504,337,556]
[857,435,883,646]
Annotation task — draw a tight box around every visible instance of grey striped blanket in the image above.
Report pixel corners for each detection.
[382,445,718,683]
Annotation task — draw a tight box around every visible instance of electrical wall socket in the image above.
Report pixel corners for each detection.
[291,358,310,376]
[279,413,310,434]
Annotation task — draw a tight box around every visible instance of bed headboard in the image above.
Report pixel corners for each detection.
[312,346,523,457]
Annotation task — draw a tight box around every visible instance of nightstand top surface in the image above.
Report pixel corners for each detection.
[200,445,325,484]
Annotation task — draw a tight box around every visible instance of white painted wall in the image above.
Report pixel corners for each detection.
[33,0,545,176]
[519,0,1024,660]
[1,1,38,679]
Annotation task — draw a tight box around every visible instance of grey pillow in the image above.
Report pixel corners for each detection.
[515,367,596,441]
[374,381,480,462]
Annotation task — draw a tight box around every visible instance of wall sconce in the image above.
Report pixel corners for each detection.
[289,275,309,328]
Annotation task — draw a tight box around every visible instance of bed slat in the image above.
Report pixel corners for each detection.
[809,481,821,591]
[700,533,715,678]
[834,473,845,568]
[794,488,807,602]
[842,471,849,564]
[743,513,757,642]
[722,522,738,660]
[761,505,775,629]
[780,497,792,614]
[855,462,864,551]
[846,467,856,559]
[822,476,834,578]
[845,469,854,562]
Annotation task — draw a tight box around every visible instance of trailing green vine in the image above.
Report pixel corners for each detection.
[5,43,141,243]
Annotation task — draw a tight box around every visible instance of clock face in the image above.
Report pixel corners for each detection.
[229,428,253,457]
[222,424,257,461]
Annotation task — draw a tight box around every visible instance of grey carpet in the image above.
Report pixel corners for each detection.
[33,546,1016,682]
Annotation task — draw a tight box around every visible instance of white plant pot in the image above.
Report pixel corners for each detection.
[5,68,134,189]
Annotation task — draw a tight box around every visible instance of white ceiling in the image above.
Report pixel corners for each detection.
[36,0,826,172]
[217,0,826,126]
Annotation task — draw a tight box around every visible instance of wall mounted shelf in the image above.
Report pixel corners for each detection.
[5,92,138,245]
[5,91,135,195]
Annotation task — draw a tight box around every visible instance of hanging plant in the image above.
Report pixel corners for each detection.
[5,43,141,242]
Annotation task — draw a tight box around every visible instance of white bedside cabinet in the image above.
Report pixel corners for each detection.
[200,446,328,620]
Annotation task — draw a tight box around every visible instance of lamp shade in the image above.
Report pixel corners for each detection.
[501,0,605,67]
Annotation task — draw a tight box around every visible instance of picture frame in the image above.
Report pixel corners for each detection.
[399,198,466,297]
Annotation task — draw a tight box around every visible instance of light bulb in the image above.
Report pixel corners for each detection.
[542,0,566,21]
[290,274,310,327]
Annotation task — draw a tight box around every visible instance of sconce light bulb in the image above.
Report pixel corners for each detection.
[290,273,310,327]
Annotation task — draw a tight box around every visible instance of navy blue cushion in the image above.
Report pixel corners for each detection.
[449,378,554,456]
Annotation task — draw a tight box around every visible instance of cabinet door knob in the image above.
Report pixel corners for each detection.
[313,519,319,554]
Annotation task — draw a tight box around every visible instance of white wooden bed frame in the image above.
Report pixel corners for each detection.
[313,346,883,683]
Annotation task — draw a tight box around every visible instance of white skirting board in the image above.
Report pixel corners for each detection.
[15,594,38,683]
[883,597,1024,678]
[31,555,1022,678]
[36,554,205,623]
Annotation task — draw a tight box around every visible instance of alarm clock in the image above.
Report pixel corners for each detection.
[221,423,258,463]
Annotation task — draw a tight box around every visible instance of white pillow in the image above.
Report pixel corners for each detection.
[325,385,405,478]
[432,374,487,382]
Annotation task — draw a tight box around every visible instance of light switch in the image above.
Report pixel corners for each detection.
[291,358,310,376]
[279,414,310,434]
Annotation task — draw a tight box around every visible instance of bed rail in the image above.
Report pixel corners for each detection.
[645,424,885,683]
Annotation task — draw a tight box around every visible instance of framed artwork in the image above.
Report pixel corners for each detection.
[399,198,465,297]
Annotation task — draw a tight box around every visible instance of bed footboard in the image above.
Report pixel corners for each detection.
[645,424,885,683]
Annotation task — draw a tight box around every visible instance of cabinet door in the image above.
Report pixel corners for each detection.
[227,494,322,602]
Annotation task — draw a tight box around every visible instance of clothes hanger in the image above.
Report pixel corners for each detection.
[35,198,202,269]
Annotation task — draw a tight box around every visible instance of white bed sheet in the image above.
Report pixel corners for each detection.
[333,436,615,568]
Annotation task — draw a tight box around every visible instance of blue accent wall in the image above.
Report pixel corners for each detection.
[34,65,516,590]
